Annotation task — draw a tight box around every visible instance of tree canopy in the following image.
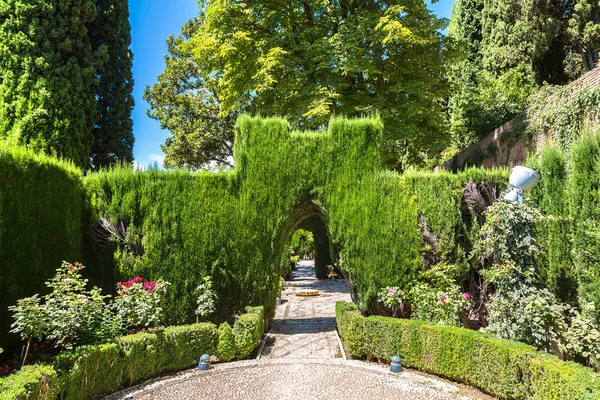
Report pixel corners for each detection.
[0,0,134,170]
[90,0,135,170]
[145,0,454,170]
[447,0,600,150]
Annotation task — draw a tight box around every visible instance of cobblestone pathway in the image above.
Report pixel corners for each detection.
[260,259,351,360]
[108,260,491,399]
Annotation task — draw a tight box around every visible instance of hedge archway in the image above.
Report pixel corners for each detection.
[85,115,507,326]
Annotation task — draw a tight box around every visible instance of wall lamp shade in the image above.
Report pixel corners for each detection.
[504,166,540,205]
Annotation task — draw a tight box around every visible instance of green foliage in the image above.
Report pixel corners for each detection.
[233,306,264,359]
[0,364,57,400]
[569,131,600,321]
[376,287,407,318]
[146,0,455,169]
[195,276,217,322]
[409,283,470,327]
[447,0,600,149]
[291,229,314,259]
[89,0,135,170]
[84,117,510,323]
[216,322,236,362]
[0,146,84,352]
[278,277,285,298]
[56,323,217,400]
[483,262,569,352]
[527,146,576,302]
[0,0,97,168]
[0,320,225,400]
[564,303,600,368]
[474,200,542,268]
[527,86,600,151]
[565,0,600,75]
[336,301,600,400]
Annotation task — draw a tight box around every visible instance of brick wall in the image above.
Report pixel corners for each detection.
[437,66,600,172]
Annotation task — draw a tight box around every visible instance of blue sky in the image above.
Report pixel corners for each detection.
[129,0,455,168]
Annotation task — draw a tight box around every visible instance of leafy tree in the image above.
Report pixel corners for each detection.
[144,18,236,170]
[0,0,98,168]
[448,0,570,149]
[146,0,454,170]
[89,0,135,170]
[565,0,600,77]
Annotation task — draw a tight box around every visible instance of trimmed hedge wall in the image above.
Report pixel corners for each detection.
[0,145,85,352]
[336,302,600,400]
[0,307,264,400]
[84,115,508,325]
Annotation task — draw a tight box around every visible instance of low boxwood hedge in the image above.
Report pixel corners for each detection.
[0,306,264,400]
[233,306,265,358]
[336,301,600,400]
[0,364,57,400]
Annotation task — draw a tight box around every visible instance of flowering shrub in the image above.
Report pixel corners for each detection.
[377,287,408,317]
[483,262,568,351]
[8,261,171,371]
[195,276,217,322]
[9,262,111,360]
[113,277,169,329]
[409,283,471,326]
[42,262,109,349]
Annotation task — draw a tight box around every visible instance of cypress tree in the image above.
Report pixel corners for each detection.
[89,0,135,170]
[0,0,97,168]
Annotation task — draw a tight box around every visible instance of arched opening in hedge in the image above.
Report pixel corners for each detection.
[275,201,334,280]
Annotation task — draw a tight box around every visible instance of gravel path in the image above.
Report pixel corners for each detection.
[106,260,490,400]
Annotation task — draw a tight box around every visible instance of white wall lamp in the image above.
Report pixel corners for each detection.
[504,166,540,205]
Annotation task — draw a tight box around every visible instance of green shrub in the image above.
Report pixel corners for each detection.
[0,364,57,400]
[233,306,264,358]
[85,116,508,323]
[217,323,236,361]
[55,343,122,400]
[0,145,84,351]
[336,301,600,400]
[56,323,217,400]
[569,131,600,321]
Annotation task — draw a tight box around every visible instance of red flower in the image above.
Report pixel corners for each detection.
[440,297,446,303]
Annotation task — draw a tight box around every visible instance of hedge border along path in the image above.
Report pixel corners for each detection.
[336,302,600,400]
[0,307,263,400]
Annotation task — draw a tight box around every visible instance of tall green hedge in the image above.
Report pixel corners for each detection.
[85,116,508,325]
[569,133,600,317]
[337,302,600,400]
[0,145,85,351]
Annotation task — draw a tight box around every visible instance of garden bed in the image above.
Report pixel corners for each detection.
[0,307,263,400]
[336,301,600,400]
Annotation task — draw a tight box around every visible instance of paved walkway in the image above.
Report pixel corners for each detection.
[260,259,351,360]
[107,260,489,400]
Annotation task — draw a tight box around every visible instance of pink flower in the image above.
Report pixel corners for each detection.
[388,289,396,296]
[116,282,121,287]
[132,277,143,284]
[464,293,471,300]
[440,297,446,303]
